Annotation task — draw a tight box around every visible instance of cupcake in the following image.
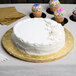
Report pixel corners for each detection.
[32,3,42,17]
[49,0,60,12]
[72,7,76,20]
[54,7,65,22]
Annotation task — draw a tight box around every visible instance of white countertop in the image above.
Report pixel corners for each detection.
[0,4,76,76]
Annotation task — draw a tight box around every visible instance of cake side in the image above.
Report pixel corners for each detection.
[11,18,65,55]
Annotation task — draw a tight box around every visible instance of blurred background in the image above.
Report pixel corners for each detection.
[0,0,76,4]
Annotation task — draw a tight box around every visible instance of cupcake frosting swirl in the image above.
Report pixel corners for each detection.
[32,3,42,13]
[54,7,65,18]
[49,0,60,7]
[73,7,76,14]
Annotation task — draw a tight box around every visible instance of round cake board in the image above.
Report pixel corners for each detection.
[2,28,74,63]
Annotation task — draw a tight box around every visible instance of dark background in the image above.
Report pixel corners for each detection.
[0,0,76,4]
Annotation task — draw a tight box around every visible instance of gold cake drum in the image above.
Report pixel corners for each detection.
[2,28,74,63]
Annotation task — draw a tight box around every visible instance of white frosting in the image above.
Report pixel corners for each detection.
[11,18,65,55]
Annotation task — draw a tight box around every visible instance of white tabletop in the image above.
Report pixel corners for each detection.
[0,4,76,76]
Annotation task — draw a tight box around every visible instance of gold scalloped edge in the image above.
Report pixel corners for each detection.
[2,28,74,63]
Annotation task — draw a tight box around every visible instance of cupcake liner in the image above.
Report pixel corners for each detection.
[29,12,46,18]
[55,17,64,22]
[51,17,68,26]
[73,14,76,17]
[50,6,59,12]
[72,14,76,20]
[46,8,54,14]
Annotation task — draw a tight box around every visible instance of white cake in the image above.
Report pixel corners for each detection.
[11,18,65,55]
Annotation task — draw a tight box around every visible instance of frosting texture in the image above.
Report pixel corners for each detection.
[32,3,42,13]
[49,0,60,7]
[11,18,65,55]
[73,7,76,14]
[54,7,65,18]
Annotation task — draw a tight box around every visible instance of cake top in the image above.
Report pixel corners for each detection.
[49,0,60,7]
[32,3,42,12]
[13,18,65,45]
[54,7,65,17]
[73,7,76,14]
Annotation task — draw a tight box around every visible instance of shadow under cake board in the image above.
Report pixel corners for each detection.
[46,8,54,15]
[69,15,76,22]
[51,17,68,26]
[29,12,46,18]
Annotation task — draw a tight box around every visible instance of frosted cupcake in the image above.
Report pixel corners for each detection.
[72,7,76,20]
[49,0,60,12]
[32,3,42,17]
[54,7,65,22]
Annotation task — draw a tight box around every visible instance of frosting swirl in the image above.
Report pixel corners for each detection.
[32,3,42,13]
[54,7,65,18]
[73,7,76,14]
[49,0,60,7]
